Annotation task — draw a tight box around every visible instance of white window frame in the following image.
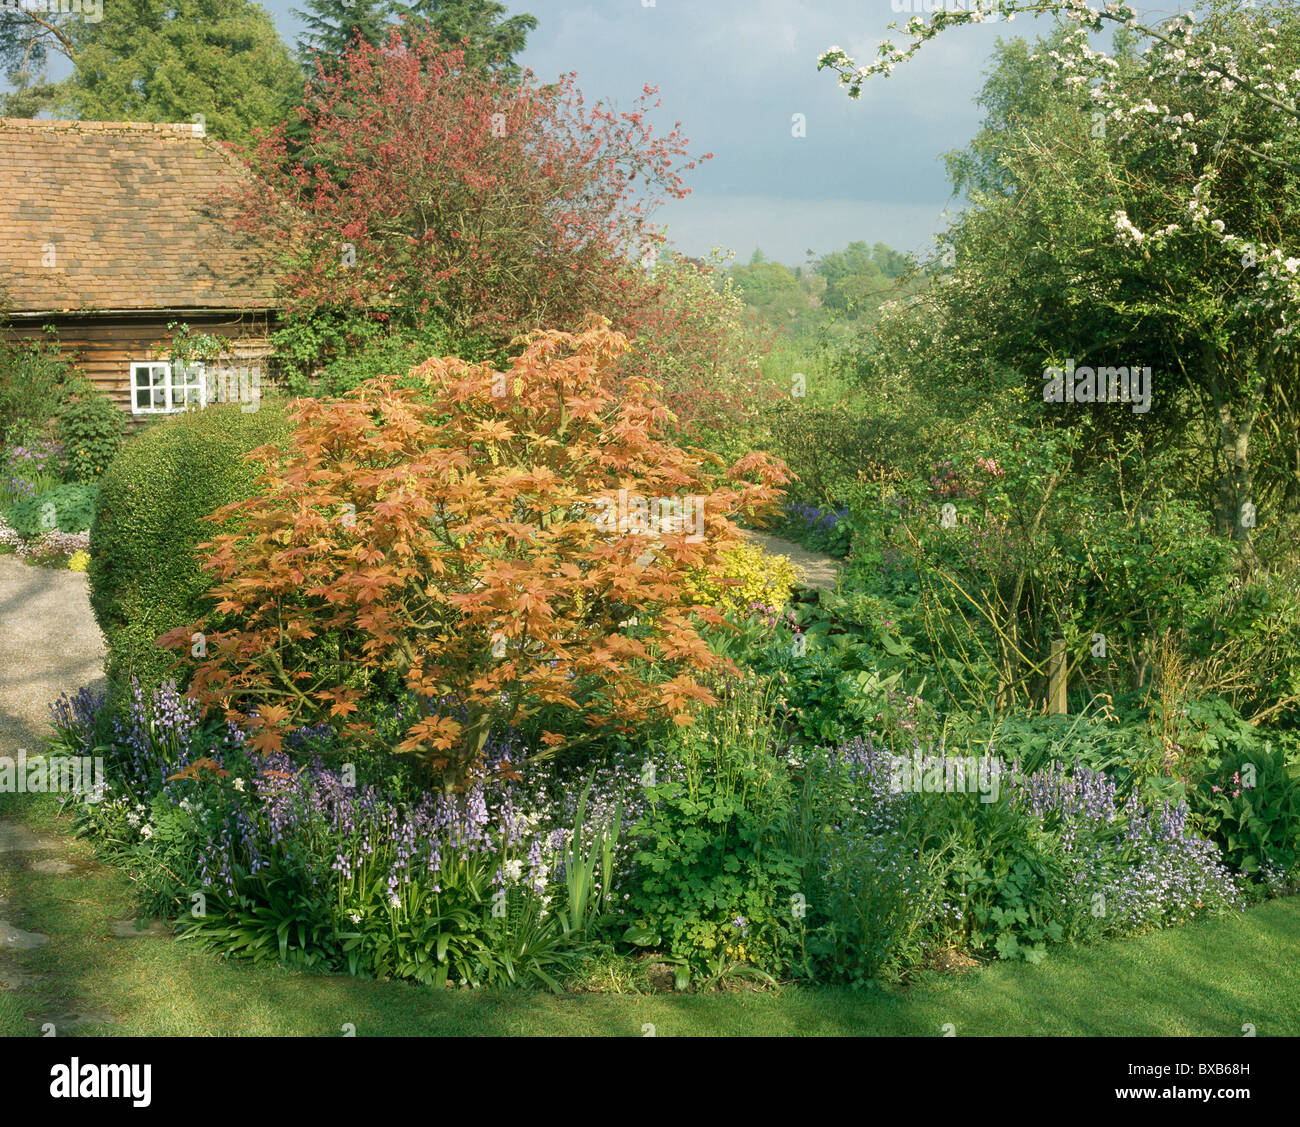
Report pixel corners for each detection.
[129,361,207,415]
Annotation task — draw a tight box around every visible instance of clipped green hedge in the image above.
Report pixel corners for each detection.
[89,401,291,690]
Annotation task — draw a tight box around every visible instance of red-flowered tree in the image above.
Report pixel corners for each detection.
[230,27,707,350]
[159,320,791,791]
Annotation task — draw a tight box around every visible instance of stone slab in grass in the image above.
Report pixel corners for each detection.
[0,958,44,989]
[0,821,62,854]
[0,920,50,950]
[111,919,171,939]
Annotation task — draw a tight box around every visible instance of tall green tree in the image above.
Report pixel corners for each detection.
[293,0,395,73]
[2,0,304,144]
[870,242,910,279]
[816,240,891,313]
[0,4,76,117]
[397,0,537,76]
[295,0,536,78]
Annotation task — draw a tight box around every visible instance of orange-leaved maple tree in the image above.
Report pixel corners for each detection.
[160,319,791,789]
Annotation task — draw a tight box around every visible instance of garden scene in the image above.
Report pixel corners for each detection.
[0,0,1298,1043]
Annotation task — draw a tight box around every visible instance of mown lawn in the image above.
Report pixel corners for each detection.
[2,792,1296,1037]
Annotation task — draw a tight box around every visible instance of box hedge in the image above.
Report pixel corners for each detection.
[88,401,291,690]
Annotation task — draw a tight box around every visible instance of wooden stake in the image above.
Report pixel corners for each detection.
[1048,638,1067,714]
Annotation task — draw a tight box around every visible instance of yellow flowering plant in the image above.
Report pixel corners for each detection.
[683,542,803,618]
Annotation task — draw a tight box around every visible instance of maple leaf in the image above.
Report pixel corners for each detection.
[248,728,284,755]
[325,688,362,719]
[256,703,292,728]
[167,756,231,782]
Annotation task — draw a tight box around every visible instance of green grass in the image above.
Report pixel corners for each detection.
[2,792,1297,1036]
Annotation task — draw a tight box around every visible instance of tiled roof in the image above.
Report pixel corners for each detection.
[0,119,279,314]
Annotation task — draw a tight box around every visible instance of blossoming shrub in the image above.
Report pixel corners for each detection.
[162,320,790,787]
[234,32,703,351]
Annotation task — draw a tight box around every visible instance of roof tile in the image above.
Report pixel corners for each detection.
[0,118,279,314]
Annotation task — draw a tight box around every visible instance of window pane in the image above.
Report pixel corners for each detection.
[149,366,168,410]
[132,365,161,411]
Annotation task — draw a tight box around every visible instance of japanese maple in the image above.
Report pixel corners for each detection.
[160,319,791,790]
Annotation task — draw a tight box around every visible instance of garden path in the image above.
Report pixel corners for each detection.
[0,556,106,757]
[0,561,142,1028]
[739,531,842,591]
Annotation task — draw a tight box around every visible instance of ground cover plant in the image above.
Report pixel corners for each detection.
[0,431,106,568]
[5,780,1299,1035]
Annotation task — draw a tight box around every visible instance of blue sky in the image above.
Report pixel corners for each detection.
[259,0,1035,266]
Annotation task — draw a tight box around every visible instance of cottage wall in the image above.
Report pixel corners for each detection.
[2,311,277,420]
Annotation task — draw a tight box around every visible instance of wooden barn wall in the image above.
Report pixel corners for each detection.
[2,312,278,420]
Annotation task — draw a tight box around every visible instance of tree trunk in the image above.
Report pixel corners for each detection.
[1215,402,1255,541]
[1206,341,1261,545]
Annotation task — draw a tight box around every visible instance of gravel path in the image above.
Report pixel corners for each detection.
[0,557,106,755]
[740,530,843,591]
